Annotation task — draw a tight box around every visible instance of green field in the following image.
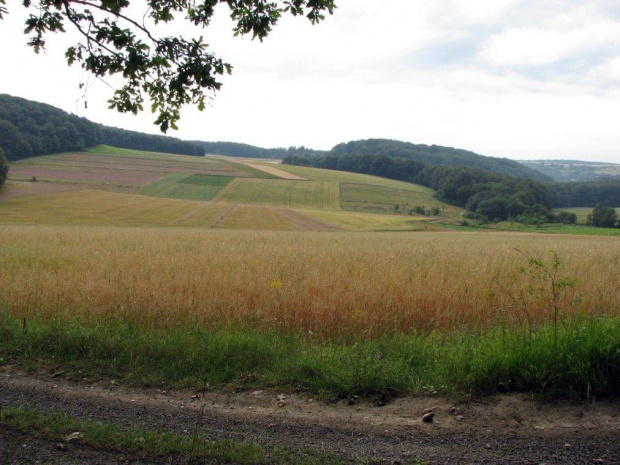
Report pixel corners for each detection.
[213,178,342,210]
[137,173,229,201]
[553,207,620,224]
[340,182,459,216]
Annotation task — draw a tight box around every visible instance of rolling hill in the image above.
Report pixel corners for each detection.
[0,145,460,232]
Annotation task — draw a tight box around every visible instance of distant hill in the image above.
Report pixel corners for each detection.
[330,139,551,182]
[0,94,102,161]
[520,159,620,182]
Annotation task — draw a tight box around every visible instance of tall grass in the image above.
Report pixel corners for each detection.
[1,226,618,339]
[1,314,618,399]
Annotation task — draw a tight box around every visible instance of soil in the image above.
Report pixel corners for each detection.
[1,366,618,464]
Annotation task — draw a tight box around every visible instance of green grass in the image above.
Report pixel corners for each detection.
[0,408,341,464]
[138,173,228,201]
[213,178,342,210]
[1,314,618,400]
[179,174,234,187]
[488,222,620,236]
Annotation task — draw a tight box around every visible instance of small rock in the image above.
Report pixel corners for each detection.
[484,443,492,450]
[55,443,66,451]
[422,407,435,414]
[455,415,464,421]
[449,406,462,415]
[564,443,572,449]
[65,432,82,442]
[251,390,263,396]
[422,412,435,423]
[191,394,198,400]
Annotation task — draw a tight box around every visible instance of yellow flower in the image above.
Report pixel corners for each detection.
[270,279,282,289]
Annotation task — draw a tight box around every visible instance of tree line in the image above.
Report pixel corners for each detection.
[283,152,620,225]
[196,141,321,159]
[101,126,205,156]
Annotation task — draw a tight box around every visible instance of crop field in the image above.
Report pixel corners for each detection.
[1,225,618,339]
[9,147,263,187]
[213,178,342,210]
[340,183,459,215]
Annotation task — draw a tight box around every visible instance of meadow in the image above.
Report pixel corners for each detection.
[1,147,619,399]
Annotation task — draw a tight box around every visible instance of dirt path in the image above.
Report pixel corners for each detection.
[1,367,619,464]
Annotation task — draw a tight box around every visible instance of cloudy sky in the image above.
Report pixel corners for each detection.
[1,0,619,162]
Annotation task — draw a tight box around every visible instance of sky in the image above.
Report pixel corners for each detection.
[1,0,619,162]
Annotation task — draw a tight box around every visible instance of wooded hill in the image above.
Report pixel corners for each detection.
[0,94,102,161]
[0,95,204,161]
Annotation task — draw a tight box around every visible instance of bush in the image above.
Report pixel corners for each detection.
[555,211,578,224]
[586,204,618,228]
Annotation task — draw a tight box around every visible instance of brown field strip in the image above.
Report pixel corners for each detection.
[235,160,307,180]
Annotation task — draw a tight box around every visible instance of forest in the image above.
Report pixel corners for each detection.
[0,94,102,161]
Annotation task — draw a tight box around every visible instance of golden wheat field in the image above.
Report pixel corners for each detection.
[2,225,618,339]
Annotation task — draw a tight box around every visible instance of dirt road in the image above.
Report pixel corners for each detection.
[1,366,618,464]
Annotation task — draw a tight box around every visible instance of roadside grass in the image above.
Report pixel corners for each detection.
[340,183,459,216]
[1,314,618,400]
[483,222,620,236]
[213,178,341,210]
[0,408,342,464]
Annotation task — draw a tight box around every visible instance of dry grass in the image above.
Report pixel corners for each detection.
[2,226,617,339]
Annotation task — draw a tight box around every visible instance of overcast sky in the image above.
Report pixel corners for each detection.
[1,0,619,162]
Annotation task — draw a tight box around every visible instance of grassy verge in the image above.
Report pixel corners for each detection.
[0,408,342,464]
[1,314,618,401]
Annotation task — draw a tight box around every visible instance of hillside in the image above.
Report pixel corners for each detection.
[0,94,102,161]
[0,146,459,231]
[521,159,620,182]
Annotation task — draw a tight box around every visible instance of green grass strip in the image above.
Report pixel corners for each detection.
[178,174,234,187]
[0,408,342,464]
[0,314,618,400]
